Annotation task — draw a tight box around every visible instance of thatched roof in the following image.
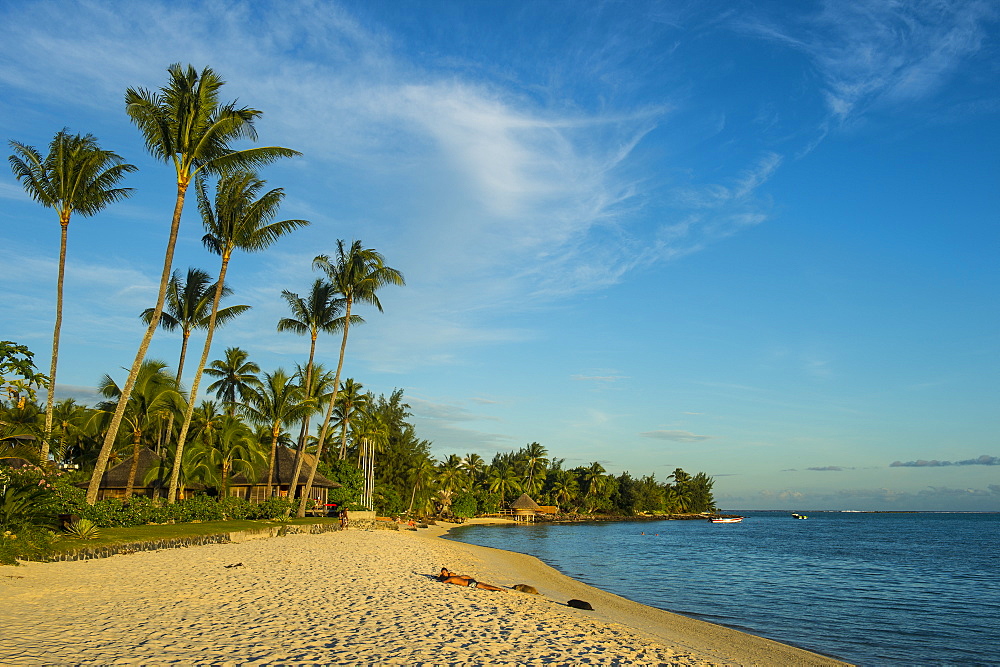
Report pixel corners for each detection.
[81,448,168,490]
[229,446,340,488]
[510,493,541,510]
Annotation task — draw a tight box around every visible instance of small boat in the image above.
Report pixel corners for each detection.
[792,513,808,519]
[709,516,743,523]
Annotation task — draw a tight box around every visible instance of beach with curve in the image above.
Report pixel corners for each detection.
[0,518,846,665]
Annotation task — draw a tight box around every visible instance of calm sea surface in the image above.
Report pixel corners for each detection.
[446,511,1000,666]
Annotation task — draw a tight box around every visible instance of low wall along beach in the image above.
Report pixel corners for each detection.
[0,518,846,665]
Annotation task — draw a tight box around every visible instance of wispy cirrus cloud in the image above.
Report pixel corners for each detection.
[890,455,999,467]
[640,429,711,443]
[737,0,999,122]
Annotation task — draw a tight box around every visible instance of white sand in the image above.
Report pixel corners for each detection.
[0,520,847,665]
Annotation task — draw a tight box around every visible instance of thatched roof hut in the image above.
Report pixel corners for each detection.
[77,448,193,500]
[510,493,541,510]
[228,445,339,504]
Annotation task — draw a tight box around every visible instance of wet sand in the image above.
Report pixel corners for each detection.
[0,519,847,665]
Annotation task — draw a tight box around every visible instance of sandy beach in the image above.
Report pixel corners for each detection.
[0,519,846,665]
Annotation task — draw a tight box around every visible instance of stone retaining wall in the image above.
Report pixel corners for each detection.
[50,522,344,562]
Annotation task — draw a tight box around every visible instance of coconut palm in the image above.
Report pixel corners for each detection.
[140,267,250,384]
[97,360,183,498]
[549,468,579,509]
[486,462,521,506]
[436,454,468,515]
[462,453,485,486]
[333,378,366,461]
[204,347,260,416]
[240,369,312,498]
[8,129,135,463]
[89,63,299,505]
[407,455,437,514]
[202,415,264,497]
[518,442,549,496]
[352,408,389,510]
[165,172,308,503]
[277,279,349,494]
[301,240,404,516]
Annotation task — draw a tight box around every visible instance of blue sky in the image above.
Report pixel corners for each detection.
[1,0,997,510]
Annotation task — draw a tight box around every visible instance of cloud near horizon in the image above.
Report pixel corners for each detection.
[890,455,999,467]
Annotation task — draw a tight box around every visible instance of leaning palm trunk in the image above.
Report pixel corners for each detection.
[87,184,188,503]
[41,213,70,463]
[286,337,316,503]
[265,423,280,498]
[167,250,230,503]
[297,302,351,516]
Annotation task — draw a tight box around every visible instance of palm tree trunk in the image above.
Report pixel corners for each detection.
[338,414,350,460]
[287,337,316,509]
[42,215,70,464]
[298,299,352,517]
[266,422,280,498]
[87,181,189,504]
[124,429,142,498]
[167,252,230,503]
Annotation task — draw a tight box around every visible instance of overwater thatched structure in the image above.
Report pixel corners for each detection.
[509,493,542,521]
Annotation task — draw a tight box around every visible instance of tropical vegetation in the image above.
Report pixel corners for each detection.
[2,62,715,565]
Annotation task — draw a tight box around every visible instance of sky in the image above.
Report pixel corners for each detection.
[1,0,997,511]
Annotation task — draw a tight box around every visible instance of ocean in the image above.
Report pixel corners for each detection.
[445,511,1000,666]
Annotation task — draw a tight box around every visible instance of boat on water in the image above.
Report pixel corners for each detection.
[709,516,743,523]
[792,513,808,519]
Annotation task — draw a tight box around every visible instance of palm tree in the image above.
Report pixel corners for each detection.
[462,453,485,487]
[140,267,250,384]
[549,468,579,510]
[333,379,366,461]
[407,455,437,514]
[436,454,468,515]
[352,408,389,510]
[165,171,308,503]
[203,415,264,497]
[486,462,521,506]
[8,129,135,463]
[88,63,299,505]
[241,369,312,498]
[519,442,549,496]
[277,279,347,495]
[301,240,404,516]
[204,347,260,416]
[97,360,182,498]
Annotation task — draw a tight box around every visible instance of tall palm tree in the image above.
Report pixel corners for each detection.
[277,279,348,495]
[408,455,437,514]
[8,129,135,463]
[436,454,468,515]
[97,360,183,498]
[140,267,250,384]
[519,442,549,496]
[241,369,312,499]
[352,408,389,510]
[89,63,300,505]
[486,462,521,506]
[462,453,485,487]
[166,171,308,503]
[204,347,260,416]
[333,378,366,461]
[301,240,404,516]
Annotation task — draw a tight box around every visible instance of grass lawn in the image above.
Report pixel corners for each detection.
[53,517,339,552]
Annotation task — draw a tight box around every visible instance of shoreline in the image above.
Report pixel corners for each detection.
[0,519,848,665]
[424,518,847,665]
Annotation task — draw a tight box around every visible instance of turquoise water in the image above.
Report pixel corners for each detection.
[446,511,1000,666]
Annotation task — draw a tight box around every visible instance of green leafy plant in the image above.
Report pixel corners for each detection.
[66,518,100,539]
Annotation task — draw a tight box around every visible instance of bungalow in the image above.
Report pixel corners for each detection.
[226,445,339,505]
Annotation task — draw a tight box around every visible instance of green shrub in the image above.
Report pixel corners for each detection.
[252,497,293,520]
[173,494,225,522]
[0,526,58,565]
[451,493,477,519]
[218,495,254,520]
[66,518,100,539]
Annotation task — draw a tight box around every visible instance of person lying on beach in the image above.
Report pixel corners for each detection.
[437,568,504,591]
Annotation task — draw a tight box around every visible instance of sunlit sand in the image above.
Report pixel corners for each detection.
[0,520,844,665]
